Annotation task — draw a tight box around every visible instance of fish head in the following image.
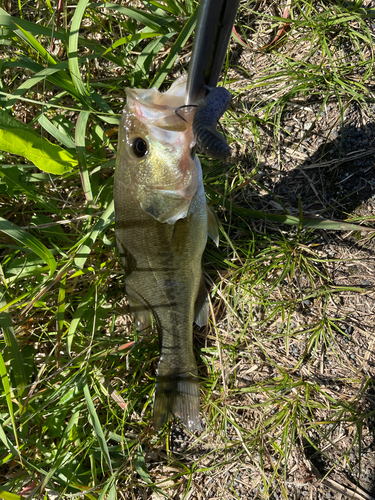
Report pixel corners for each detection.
[116,75,198,224]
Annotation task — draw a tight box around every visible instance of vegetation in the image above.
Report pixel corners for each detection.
[0,0,374,498]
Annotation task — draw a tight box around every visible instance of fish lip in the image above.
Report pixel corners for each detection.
[126,82,196,131]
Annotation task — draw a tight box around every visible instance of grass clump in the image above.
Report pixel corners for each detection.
[0,0,375,498]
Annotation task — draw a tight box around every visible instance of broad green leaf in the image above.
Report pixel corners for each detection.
[0,128,77,174]
[0,217,56,276]
[0,109,30,130]
[83,381,113,474]
[0,491,22,500]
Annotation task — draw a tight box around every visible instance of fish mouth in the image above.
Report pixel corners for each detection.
[126,77,196,132]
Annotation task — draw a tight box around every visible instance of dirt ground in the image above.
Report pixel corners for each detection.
[125,29,375,500]
[111,90,375,498]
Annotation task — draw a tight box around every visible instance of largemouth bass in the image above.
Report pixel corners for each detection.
[114,75,218,431]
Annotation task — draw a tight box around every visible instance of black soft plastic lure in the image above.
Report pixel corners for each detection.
[192,86,231,159]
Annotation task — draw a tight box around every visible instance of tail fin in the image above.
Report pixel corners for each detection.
[153,373,200,431]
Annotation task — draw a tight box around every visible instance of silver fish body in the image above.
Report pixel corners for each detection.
[114,76,218,430]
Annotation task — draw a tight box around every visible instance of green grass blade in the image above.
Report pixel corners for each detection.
[75,110,94,203]
[150,8,197,88]
[108,482,117,500]
[38,115,76,149]
[100,32,162,57]
[220,199,372,231]
[0,292,28,405]
[83,380,113,474]
[0,419,47,475]
[13,22,58,65]
[134,33,175,85]
[0,9,124,66]
[0,8,124,65]
[92,2,176,33]
[0,421,20,459]
[97,480,115,500]
[134,444,152,485]
[57,273,66,334]
[40,410,81,491]
[0,166,55,212]
[0,351,21,460]
[68,0,91,102]
[73,201,114,270]
[142,0,180,16]
[66,286,96,356]
[2,59,82,109]
[0,217,56,277]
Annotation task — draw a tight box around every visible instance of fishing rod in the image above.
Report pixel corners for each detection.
[185,0,241,105]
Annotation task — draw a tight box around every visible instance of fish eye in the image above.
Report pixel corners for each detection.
[132,137,148,157]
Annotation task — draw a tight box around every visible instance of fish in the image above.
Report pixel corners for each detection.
[192,86,231,159]
[114,75,219,431]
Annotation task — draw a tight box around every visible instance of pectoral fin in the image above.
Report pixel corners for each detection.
[171,215,191,255]
[206,205,219,246]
